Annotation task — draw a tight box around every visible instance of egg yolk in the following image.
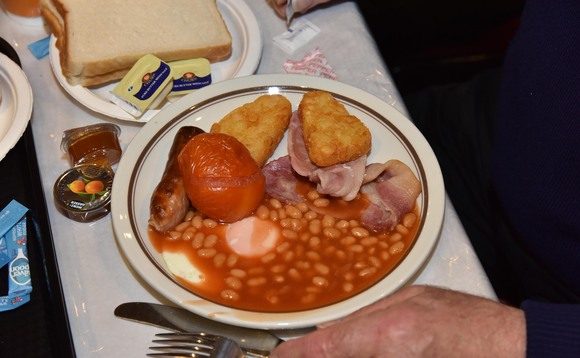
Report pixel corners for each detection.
[226,217,280,257]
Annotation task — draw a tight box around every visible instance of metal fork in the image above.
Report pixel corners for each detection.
[148,332,270,358]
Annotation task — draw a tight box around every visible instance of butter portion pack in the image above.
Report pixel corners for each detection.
[111,54,174,117]
[168,58,212,101]
[0,200,31,312]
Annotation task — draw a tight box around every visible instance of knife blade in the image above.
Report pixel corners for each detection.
[286,0,296,26]
[114,302,282,351]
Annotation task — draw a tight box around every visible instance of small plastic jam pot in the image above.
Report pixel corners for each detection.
[61,123,122,166]
[53,164,114,222]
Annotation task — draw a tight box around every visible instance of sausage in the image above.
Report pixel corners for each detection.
[149,126,205,232]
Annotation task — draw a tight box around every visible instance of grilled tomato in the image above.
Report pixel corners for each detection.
[178,133,266,223]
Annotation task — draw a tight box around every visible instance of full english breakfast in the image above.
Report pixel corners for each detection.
[148,91,422,312]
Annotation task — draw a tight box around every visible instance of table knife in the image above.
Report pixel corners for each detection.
[114,302,282,351]
[286,0,296,26]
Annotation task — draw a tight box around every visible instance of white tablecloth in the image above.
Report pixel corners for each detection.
[0,1,495,356]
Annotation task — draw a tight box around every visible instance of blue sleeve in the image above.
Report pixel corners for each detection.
[522,301,580,357]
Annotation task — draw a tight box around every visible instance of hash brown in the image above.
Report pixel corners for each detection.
[210,94,292,167]
[298,91,371,167]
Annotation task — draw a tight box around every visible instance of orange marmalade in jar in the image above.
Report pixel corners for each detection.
[61,123,122,167]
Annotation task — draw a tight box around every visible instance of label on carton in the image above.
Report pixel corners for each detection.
[0,200,31,312]
[110,54,173,117]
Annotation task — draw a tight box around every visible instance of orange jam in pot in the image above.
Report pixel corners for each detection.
[61,123,122,167]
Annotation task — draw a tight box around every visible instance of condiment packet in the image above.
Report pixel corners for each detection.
[111,54,173,117]
[27,36,50,59]
[167,58,212,102]
[273,18,320,54]
[0,200,31,312]
[283,47,337,80]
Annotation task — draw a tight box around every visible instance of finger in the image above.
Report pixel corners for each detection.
[293,0,332,13]
[318,285,430,329]
[272,311,397,358]
[268,0,287,18]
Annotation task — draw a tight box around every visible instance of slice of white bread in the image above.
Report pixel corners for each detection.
[43,0,232,87]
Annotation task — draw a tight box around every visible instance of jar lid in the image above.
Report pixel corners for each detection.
[53,164,114,223]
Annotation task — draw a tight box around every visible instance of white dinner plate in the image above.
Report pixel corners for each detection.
[111,74,445,330]
[0,53,33,162]
[49,0,262,123]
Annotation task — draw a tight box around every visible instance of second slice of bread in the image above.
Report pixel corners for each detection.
[52,0,232,86]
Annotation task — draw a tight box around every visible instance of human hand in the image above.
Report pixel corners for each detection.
[270,285,526,357]
[267,0,332,19]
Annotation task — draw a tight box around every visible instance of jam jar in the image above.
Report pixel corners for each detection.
[61,123,122,166]
[53,164,114,222]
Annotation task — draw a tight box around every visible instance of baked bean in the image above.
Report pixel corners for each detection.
[359,267,377,277]
[323,227,341,239]
[247,277,267,287]
[256,205,270,220]
[278,208,287,220]
[390,233,403,242]
[403,213,417,228]
[269,210,279,221]
[282,229,298,240]
[340,236,356,246]
[313,198,330,207]
[290,218,303,231]
[368,256,382,268]
[322,215,335,228]
[314,262,330,275]
[389,241,405,255]
[226,254,238,267]
[304,211,318,220]
[312,276,328,287]
[296,202,309,213]
[361,236,378,246]
[174,221,191,232]
[225,276,243,290]
[288,268,301,281]
[309,236,321,248]
[183,210,195,222]
[306,251,321,262]
[220,289,239,301]
[335,250,347,261]
[248,267,265,275]
[198,248,217,258]
[295,260,311,271]
[192,215,203,229]
[336,220,350,230]
[203,234,218,248]
[276,241,290,253]
[273,275,285,283]
[230,268,247,278]
[280,218,292,228]
[269,198,282,209]
[270,264,286,273]
[182,227,196,241]
[203,218,217,229]
[343,282,354,292]
[192,232,204,249]
[213,253,226,268]
[306,190,320,201]
[168,231,181,240]
[285,205,302,219]
[381,251,391,261]
[261,252,276,264]
[309,219,322,235]
[351,227,369,238]
[396,224,409,235]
